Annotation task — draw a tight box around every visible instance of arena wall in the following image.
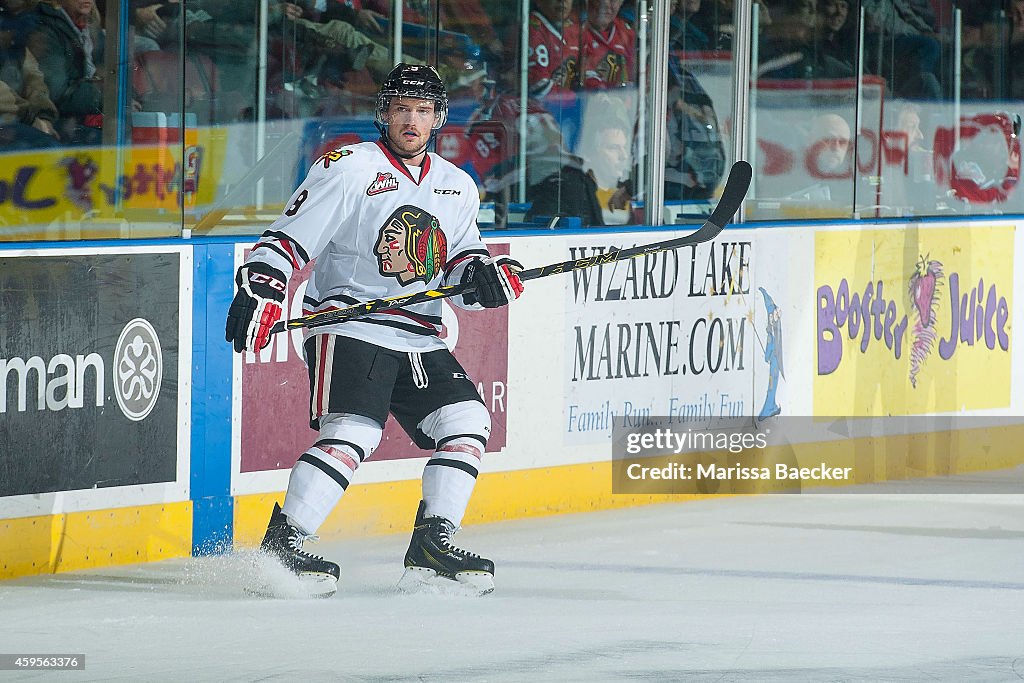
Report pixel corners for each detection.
[2,219,1022,579]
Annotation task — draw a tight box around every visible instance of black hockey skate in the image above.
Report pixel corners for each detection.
[397,501,494,596]
[250,503,339,598]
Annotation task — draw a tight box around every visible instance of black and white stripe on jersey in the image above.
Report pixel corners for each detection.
[443,248,490,278]
[304,292,362,308]
[303,293,443,335]
[254,230,311,270]
[358,316,440,336]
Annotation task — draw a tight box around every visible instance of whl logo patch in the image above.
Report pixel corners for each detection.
[114,318,163,421]
[367,172,399,196]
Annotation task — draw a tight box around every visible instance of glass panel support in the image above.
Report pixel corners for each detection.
[731,0,753,223]
[647,0,671,225]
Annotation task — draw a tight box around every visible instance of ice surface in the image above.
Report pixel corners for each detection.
[1,486,1022,681]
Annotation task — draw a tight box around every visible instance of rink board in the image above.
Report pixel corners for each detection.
[2,220,1023,579]
[0,244,193,577]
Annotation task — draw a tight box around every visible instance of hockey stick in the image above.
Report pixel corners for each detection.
[270,160,752,334]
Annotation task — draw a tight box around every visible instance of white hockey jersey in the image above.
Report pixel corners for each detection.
[245,140,491,352]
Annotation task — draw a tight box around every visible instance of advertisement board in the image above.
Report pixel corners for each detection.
[0,127,226,241]
[563,231,789,445]
[0,246,191,515]
[814,224,1014,416]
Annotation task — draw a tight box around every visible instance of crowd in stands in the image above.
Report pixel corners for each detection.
[1,0,1021,222]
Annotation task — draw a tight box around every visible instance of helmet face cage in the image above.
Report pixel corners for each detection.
[375,64,449,132]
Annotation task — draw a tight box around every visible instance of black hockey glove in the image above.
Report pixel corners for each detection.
[225,262,287,352]
[462,255,525,308]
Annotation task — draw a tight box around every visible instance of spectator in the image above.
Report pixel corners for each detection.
[578,0,635,89]
[619,0,709,52]
[470,70,603,227]
[0,0,60,148]
[132,0,179,53]
[527,0,579,99]
[670,0,710,52]
[957,1,1001,99]
[283,2,396,81]
[690,0,732,50]
[817,0,856,74]
[807,112,851,181]
[758,0,854,81]
[690,0,770,51]
[28,0,104,145]
[1009,0,1024,99]
[883,102,934,209]
[860,0,941,99]
[665,53,725,200]
[361,0,504,66]
[577,95,632,223]
[603,0,725,214]
[757,111,854,203]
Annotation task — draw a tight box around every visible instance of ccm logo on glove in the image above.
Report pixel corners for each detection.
[248,271,287,293]
[225,262,288,352]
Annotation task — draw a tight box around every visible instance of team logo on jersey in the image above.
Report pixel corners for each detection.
[316,149,352,169]
[597,53,628,87]
[376,205,448,286]
[366,172,399,196]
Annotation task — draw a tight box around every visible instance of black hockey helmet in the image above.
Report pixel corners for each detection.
[374,63,449,133]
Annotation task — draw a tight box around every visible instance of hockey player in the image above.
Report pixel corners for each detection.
[225,63,524,597]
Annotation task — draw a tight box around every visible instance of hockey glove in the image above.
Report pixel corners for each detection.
[462,255,525,308]
[225,262,287,352]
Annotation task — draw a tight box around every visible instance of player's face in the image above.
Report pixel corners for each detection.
[376,220,412,277]
[384,97,437,158]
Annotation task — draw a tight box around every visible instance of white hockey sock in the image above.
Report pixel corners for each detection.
[422,437,482,526]
[281,413,381,534]
[282,457,350,535]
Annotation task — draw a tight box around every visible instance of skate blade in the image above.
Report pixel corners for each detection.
[245,573,338,599]
[247,553,338,599]
[397,566,494,597]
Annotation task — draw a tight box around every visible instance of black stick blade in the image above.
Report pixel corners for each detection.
[707,160,752,230]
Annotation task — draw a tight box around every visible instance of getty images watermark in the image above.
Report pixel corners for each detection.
[613,418,853,495]
[611,415,1024,495]
[624,427,852,482]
